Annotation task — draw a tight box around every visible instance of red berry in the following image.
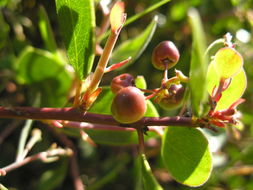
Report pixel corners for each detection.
[110,73,135,94]
[152,41,180,70]
[111,86,147,124]
[158,84,185,110]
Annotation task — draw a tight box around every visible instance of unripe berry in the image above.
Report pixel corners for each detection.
[110,73,135,94]
[152,41,180,70]
[111,86,147,124]
[158,84,185,110]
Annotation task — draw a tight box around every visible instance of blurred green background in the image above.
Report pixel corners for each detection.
[0,0,253,189]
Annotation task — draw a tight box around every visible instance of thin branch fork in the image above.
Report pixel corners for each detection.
[0,106,196,128]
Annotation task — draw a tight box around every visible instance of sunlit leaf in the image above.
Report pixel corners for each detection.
[135,75,147,90]
[207,62,247,110]
[55,0,95,79]
[110,1,125,33]
[188,8,208,116]
[140,154,163,190]
[162,127,212,187]
[111,16,158,69]
[213,47,243,79]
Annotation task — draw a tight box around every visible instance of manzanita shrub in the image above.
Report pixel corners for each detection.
[0,0,248,189]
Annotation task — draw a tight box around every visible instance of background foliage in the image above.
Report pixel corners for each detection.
[0,0,253,189]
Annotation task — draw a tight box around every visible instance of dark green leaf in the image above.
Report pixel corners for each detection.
[86,130,138,146]
[37,159,69,190]
[111,16,158,69]
[55,0,95,79]
[188,8,208,116]
[162,127,212,187]
[140,154,163,190]
[38,6,57,52]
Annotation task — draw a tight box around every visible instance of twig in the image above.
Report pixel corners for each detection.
[17,129,42,162]
[0,147,72,176]
[70,154,85,190]
[0,107,197,129]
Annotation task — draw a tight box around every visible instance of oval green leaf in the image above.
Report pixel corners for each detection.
[188,8,208,117]
[162,127,212,187]
[140,154,163,190]
[111,16,158,69]
[207,62,247,110]
[15,47,72,107]
[55,0,95,79]
[213,47,243,79]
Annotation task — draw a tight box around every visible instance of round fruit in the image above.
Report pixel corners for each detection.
[158,84,185,110]
[152,41,180,70]
[110,73,135,94]
[111,86,147,124]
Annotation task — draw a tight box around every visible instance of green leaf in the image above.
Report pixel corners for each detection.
[188,8,208,116]
[86,129,138,146]
[16,47,62,83]
[38,6,57,52]
[213,47,243,79]
[55,0,95,79]
[135,75,147,90]
[37,159,69,190]
[140,154,163,190]
[98,0,170,42]
[111,16,158,69]
[207,62,247,110]
[162,127,212,187]
[16,47,72,107]
[87,154,130,190]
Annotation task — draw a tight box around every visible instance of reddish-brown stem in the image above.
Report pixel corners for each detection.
[70,153,85,190]
[62,121,164,138]
[0,106,196,128]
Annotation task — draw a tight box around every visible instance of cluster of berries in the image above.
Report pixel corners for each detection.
[110,41,185,124]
